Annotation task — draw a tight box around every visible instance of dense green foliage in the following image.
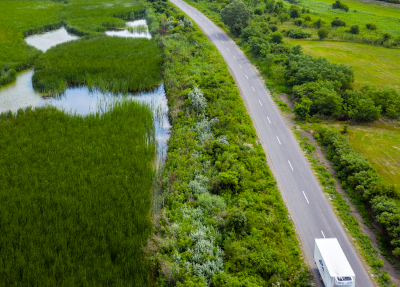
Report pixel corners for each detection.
[315,127,400,257]
[0,0,145,88]
[220,0,252,36]
[146,1,311,285]
[33,36,163,94]
[332,0,349,12]
[0,101,156,285]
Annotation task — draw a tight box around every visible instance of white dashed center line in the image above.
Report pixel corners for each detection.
[252,87,255,92]
[239,64,242,68]
[259,100,262,106]
[267,117,271,123]
[276,136,281,145]
[321,231,326,238]
[302,191,309,204]
[216,35,218,37]
[245,75,248,79]
[233,55,236,59]
[288,160,293,171]
[210,28,213,31]
[227,48,230,51]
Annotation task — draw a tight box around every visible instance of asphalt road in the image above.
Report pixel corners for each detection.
[169,0,374,286]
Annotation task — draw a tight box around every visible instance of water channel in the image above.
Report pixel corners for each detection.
[0,20,170,160]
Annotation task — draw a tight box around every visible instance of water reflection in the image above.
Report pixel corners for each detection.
[105,19,152,39]
[25,27,79,52]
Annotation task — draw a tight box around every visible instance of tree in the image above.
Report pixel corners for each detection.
[221,0,252,36]
[349,25,359,34]
[318,27,329,40]
[313,19,322,29]
[331,18,346,27]
[332,0,349,12]
[271,32,283,43]
[294,97,312,120]
[254,7,263,15]
[290,7,301,18]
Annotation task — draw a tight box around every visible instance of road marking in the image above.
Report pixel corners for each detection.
[222,41,224,44]
[267,117,271,123]
[321,231,325,238]
[302,191,309,204]
[210,28,213,31]
[227,48,230,51]
[216,34,218,37]
[259,100,262,106]
[239,64,242,68]
[276,136,281,145]
[205,23,207,26]
[288,160,293,171]
[252,87,255,92]
[245,75,248,79]
[233,55,236,59]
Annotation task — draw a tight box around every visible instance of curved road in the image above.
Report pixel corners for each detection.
[170,0,374,286]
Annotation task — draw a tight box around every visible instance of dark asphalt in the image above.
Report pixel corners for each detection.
[169,0,375,286]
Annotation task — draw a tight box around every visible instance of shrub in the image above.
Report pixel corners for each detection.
[188,86,207,113]
[225,209,248,234]
[221,0,252,36]
[361,86,400,119]
[294,19,303,26]
[304,15,311,21]
[313,18,322,28]
[331,18,346,27]
[349,25,359,34]
[285,29,311,39]
[332,0,349,12]
[278,13,289,23]
[294,97,312,119]
[342,91,381,122]
[249,37,270,56]
[254,7,264,15]
[271,32,283,43]
[383,33,392,41]
[318,27,329,40]
[269,24,278,32]
[290,7,301,18]
[366,23,377,30]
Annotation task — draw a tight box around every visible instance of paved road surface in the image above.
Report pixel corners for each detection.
[169,0,374,286]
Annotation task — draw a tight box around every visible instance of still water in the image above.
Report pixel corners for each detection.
[0,21,169,160]
[105,19,152,39]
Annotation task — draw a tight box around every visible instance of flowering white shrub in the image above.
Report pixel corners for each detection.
[183,17,193,28]
[188,174,209,194]
[192,117,219,142]
[165,16,175,30]
[218,135,229,145]
[188,86,207,113]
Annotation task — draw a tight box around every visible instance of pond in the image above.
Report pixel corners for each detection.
[0,21,169,160]
[105,19,152,39]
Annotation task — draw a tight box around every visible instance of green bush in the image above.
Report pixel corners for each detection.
[332,0,349,12]
[318,27,329,40]
[271,31,283,43]
[225,209,248,234]
[269,24,278,32]
[366,23,377,30]
[254,6,264,15]
[349,24,359,34]
[314,18,322,28]
[290,6,301,18]
[285,29,311,39]
[278,12,289,23]
[220,0,252,36]
[294,19,303,26]
[331,18,346,27]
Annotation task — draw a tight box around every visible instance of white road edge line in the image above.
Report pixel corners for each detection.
[276,136,281,145]
[302,191,309,204]
[245,75,248,79]
[259,100,262,106]
[267,117,271,123]
[288,160,293,171]
[321,230,326,238]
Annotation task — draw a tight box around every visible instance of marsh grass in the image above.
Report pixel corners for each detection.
[0,0,145,87]
[0,100,156,285]
[128,24,148,33]
[32,35,163,95]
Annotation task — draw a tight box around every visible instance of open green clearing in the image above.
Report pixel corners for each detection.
[346,123,400,190]
[0,102,155,285]
[0,0,145,87]
[286,39,400,90]
[33,36,163,94]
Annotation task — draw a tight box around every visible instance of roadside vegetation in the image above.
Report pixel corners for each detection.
[33,36,163,94]
[0,101,156,285]
[145,1,311,285]
[178,0,400,284]
[0,0,145,88]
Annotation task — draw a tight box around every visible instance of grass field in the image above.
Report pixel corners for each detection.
[346,122,400,191]
[33,35,163,94]
[286,39,400,90]
[0,101,156,285]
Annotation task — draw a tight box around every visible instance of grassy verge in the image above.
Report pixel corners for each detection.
[32,35,163,94]
[286,39,400,91]
[0,101,156,285]
[145,1,311,285]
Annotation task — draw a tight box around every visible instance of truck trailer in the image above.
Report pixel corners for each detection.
[314,238,355,287]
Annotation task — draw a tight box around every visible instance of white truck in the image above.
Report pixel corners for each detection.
[314,238,355,287]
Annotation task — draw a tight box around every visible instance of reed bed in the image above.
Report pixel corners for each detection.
[127,24,148,34]
[0,100,156,285]
[32,35,163,95]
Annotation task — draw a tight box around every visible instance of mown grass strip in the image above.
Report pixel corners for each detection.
[0,101,156,286]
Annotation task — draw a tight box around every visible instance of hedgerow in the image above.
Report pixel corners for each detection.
[145,1,311,285]
[314,127,400,256]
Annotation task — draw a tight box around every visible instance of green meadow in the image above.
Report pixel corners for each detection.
[0,101,156,285]
[286,39,400,90]
[0,0,145,87]
[33,36,163,94]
